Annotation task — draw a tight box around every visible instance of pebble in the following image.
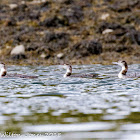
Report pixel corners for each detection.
[100,13,110,20]
[40,53,46,58]
[102,29,113,34]
[30,0,46,4]
[11,45,25,55]
[9,4,18,10]
[57,53,64,59]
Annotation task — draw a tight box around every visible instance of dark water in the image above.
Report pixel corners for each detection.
[0,64,140,140]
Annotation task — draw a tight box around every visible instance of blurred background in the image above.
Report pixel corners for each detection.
[0,0,140,65]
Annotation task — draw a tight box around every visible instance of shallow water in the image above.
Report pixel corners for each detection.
[0,64,140,140]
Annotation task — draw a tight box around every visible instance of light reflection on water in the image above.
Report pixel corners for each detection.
[0,64,140,139]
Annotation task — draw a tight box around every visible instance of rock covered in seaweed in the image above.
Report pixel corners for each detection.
[71,40,102,58]
[0,0,139,65]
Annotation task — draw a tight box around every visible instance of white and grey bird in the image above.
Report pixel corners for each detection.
[63,64,98,78]
[0,62,37,79]
[112,60,140,78]
[0,63,7,78]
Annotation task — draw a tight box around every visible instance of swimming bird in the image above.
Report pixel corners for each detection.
[0,63,7,78]
[63,64,98,78]
[112,60,140,78]
[0,63,37,79]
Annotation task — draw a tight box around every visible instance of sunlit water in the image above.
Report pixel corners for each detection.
[0,64,140,140]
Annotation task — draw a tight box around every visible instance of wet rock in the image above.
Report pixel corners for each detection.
[45,32,68,42]
[76,0,93,8]
[62,0,74,5]
[125,29,140,45]
[44,32,70,51]
[4,18,16,26]
[103,44,133,53]
[97,22,125,34]
[11,45,26,59]
[40,1,50,11]
[60,5,84,24]
[104,0,112,2]
[71,40,102,58]
[29,12,40,20]
[11,3,27,13]
[101,25,140,46]
[102,34,117,43]
[0,5,6,13]
[112,28,127,36]
[18,4,27,12]
[11,4,35,22]
[109,1,131,12]
[110,0,140,12]
[135,32,140,45]
[125,14,140,25]
[26,44,38,51]
[40,16,68,27]
[11,54,26,60]
[40,1,50,8]
[62,0,92,7]
[116,45,130,52]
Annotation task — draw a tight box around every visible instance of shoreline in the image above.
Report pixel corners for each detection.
[0,0,140,66]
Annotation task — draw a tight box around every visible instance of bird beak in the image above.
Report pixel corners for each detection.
[112,62,118,65]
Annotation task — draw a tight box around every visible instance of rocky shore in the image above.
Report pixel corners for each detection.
[0,0,140,65]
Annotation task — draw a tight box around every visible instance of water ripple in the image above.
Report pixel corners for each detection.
[0,64,140,139]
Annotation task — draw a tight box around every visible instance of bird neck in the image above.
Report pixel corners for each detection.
[118,65,128,78]
[0,67,7,77]
[64,65,72,77]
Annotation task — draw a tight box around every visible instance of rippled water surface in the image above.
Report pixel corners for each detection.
[0,64,140,139]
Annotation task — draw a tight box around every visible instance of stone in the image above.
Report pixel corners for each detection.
[40,53,46,58]
[100,13,110,20]
[102,29,113,34]
[11,45,25,55]
[60,5,83,24]
[40,52,50,59]
[71,40,102,58]
[9,4,18,10]
[97,22,123,33]
[10,45,26,60]
[44,32,70,51]
[57,53,64,59]
[40,16,68,27]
